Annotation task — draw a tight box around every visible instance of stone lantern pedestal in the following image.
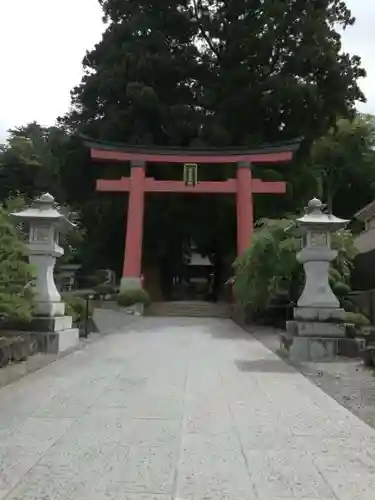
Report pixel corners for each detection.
[12,194,79,354]
[281,198,364,361]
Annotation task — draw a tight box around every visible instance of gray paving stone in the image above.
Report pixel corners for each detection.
[175,440,256,500]
[0,412,28,441]
[93,389,145,408]
[94,390,184,419]
[181,431,241,454]
[38,438,117,475]
[110,375,149,391]
[31,396,92,418]
[0,445,42,498]
[1,417,73,451]
[184,410,234,435]
[124,418,182,447]
[1,317,375,500]
[68,410,182,448]
[4,464,74,500]
[74,480,171,500]
[246,449,335,498]
[103,444,177,493]
[130,397,184,419]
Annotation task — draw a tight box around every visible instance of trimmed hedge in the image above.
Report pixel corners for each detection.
[117,289,150,308]
[345,312,370,327]
[94,283,117,296]
[62,294,92,323]
[332,281,351,298]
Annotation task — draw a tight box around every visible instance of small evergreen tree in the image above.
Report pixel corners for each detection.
[0,199,34,322]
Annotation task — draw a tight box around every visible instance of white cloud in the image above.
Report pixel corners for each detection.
[0,0,374,143]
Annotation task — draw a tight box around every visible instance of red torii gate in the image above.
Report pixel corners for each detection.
[86,139,300,290]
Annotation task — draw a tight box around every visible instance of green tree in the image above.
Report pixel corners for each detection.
[0,122,65,201]
[308,114,375,215]
[188,0,365,146]
[0,199,34,322]
[65,0,201,143]
[65,0,365,147]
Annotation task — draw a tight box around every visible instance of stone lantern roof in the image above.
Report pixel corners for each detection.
[11,193,76,230]
[297,198,349,230]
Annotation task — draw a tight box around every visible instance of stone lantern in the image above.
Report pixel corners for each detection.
[281,198,363,361]
[11,193,79,353]
[295,197,349,321]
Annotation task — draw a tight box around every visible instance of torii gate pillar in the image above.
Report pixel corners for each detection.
[236,162,254,256]
[121,161,145,290]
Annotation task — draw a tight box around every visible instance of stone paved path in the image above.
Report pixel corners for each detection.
[1,317,375,500]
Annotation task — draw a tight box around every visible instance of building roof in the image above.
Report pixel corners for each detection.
[83,136,302,155]
[82,136,303,164]
[355,200,375,221]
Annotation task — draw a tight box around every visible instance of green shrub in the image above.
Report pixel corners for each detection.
[329,268,342,285]
[86,269,116,288]
[62,294,91,323]
[117,289,150,308]
[94,283,116,296]
[342,299,355,312]
[90,270,109,286]
[345,312,370,327]
[332,281,351,298]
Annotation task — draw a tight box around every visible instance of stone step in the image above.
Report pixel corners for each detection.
[147,301,232,318]
[147,310,231,318]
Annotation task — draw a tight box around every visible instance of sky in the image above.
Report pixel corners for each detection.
[0,0,374,143]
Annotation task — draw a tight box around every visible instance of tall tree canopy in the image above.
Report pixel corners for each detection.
[64,0,365,147]
[65,0,201,144]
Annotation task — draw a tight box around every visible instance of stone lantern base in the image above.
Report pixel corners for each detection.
[28,315,79,355]
[36,301,66,318]
[294,306,345,322]
[281,316,364,362]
